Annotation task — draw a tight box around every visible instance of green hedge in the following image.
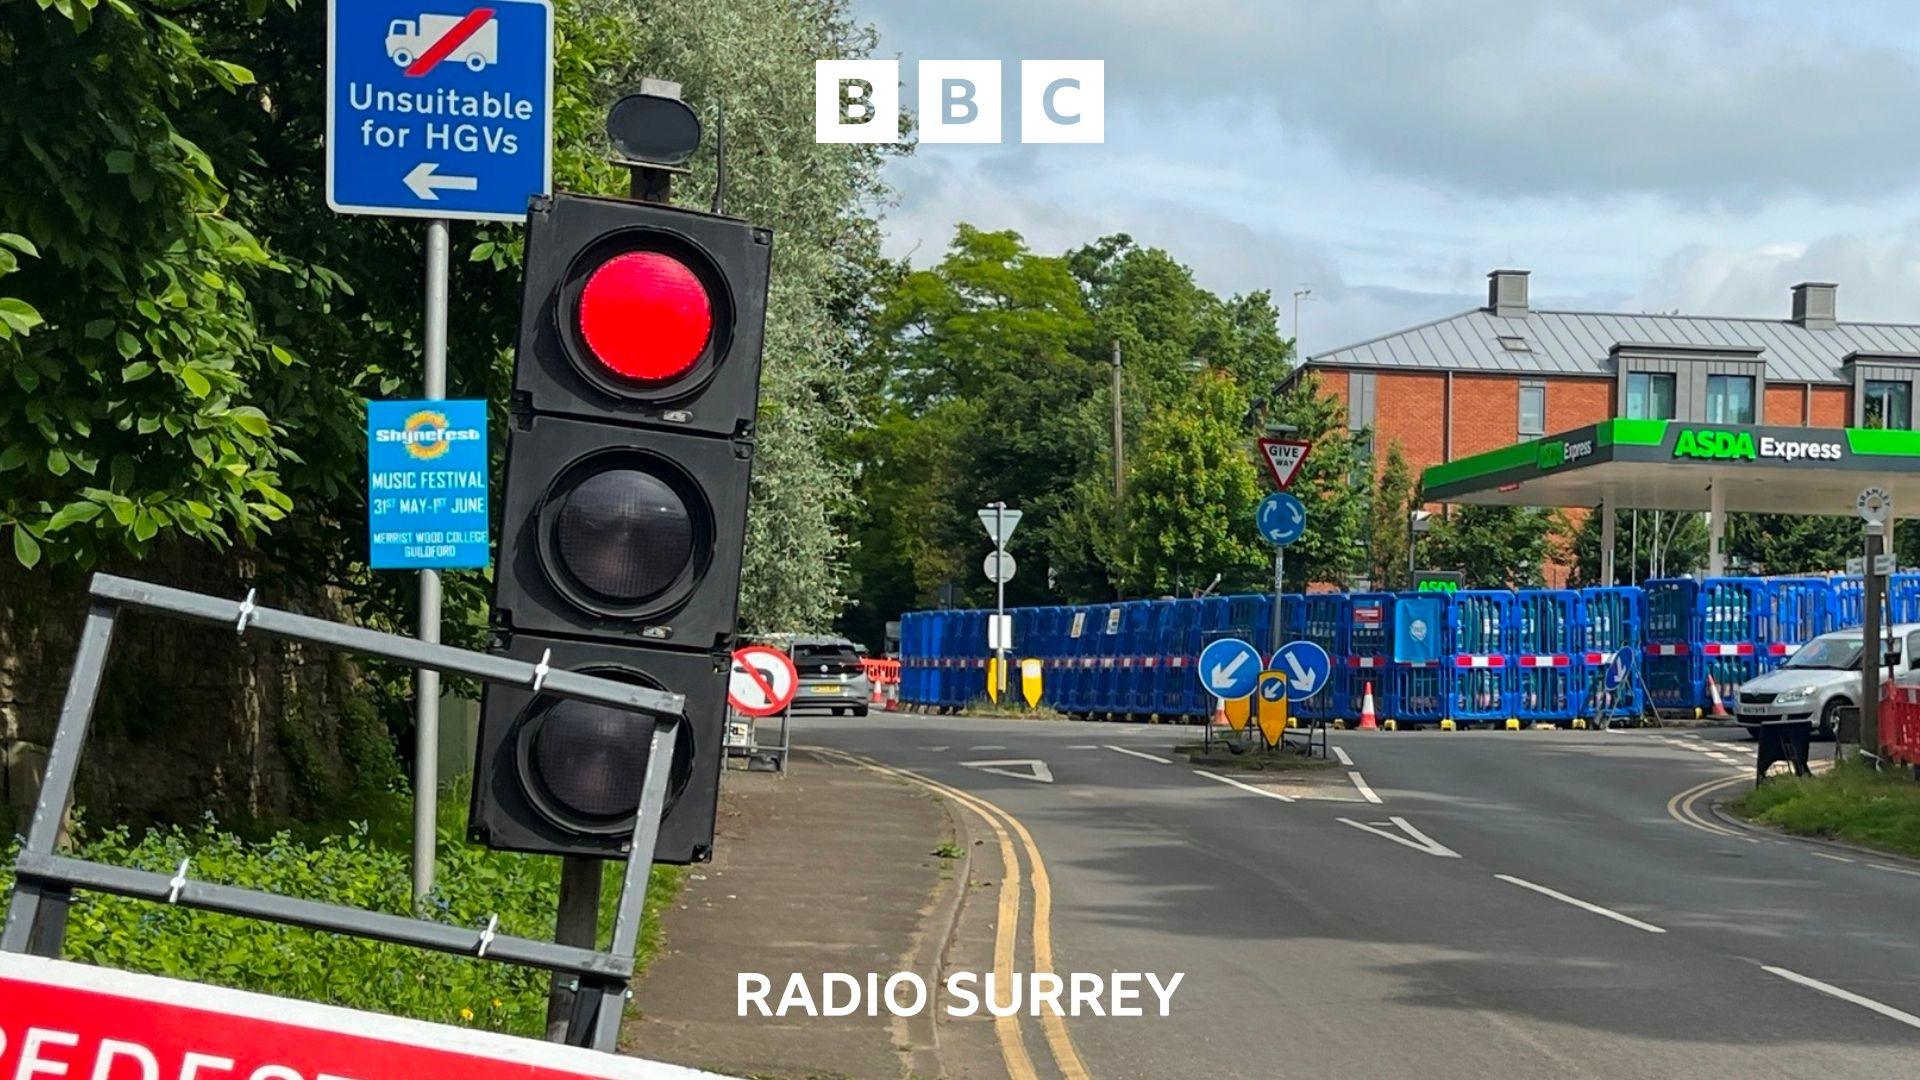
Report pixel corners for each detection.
[2,814,682,1037]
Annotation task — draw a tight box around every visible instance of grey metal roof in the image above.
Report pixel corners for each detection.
[1305,307,1920,385]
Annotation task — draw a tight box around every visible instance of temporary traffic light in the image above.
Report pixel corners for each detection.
[471,192,771,863]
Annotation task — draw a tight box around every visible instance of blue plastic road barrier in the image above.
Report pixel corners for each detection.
[1699,578,1767,704]
[1448,590,1512,725]
[1514,589,1579,722]
[1392,661,1447,725]
[1345,593,1395,720]
[1642,579,1700,712]
[1290,593,1345,721]
[1759,579,1831,673]
[1577,587,1642,720]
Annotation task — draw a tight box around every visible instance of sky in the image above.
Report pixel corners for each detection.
[849,0,1920,357]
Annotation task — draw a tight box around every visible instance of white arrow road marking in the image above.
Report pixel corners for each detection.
[404,161,479,200]
[1283,651,1313,688]
[1763,966,1920,1031]
[1105,744,1173,764]
[1191,769,1296,802]
[1338,816,1460,858]
[1347,771,1383,804]
[1495,874,1665,933]
[1208,650,1251,690]
[960,759,1054,783]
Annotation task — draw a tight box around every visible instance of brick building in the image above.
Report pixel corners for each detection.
[1298,269,1920,480]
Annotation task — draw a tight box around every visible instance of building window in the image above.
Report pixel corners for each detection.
[1705,374,1756,424]
[1865,379,1912,430]
[1348,371,1376,431]
[1518,383,1546,438]
[1624,371,1676,419]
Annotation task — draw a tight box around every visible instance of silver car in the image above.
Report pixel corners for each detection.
[1735,623,1920,738]
[787,636,873,716]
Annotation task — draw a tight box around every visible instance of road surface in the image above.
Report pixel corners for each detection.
[802,715,1920,1079]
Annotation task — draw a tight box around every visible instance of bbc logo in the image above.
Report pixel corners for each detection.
[815,60,1104,144]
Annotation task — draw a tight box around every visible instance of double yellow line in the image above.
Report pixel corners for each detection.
[809,746,1091,1080]
[1666,772,1750,837]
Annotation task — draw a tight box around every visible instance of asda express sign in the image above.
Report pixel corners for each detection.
[1671,427,1844,463]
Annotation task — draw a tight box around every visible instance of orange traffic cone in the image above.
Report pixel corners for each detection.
[1358,681,1379,730]
[1212,698,1229,728]
[1707,673,1729,719]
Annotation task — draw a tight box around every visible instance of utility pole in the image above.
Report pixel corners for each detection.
[1292,286,1314,345]
[1111,339,1125,513]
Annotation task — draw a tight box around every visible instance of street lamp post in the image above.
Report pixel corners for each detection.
[1408,509,1433,588]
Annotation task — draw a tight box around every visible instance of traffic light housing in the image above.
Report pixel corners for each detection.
[471,192,770,863]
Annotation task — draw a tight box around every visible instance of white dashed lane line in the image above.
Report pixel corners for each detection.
[1105,744,1174,765]
[1495,874,1667,934]
[1347,771,1383,804]
[1763,967,1920,1032]
[1332,746,1354,766]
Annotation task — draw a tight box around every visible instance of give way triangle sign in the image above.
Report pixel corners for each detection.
[1257,438,1312,489]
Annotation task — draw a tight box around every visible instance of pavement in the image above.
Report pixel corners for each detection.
[788,713,1920,1079]
[622,749,978,1079]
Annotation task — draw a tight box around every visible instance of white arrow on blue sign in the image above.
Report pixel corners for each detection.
[1197,638,1261,699]
[1256,491,1307,546]
[326,0,554,221]
[1270,641,1331,701]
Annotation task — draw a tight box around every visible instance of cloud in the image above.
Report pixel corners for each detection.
[1628,222,1920,321]
[862,0,1920,204]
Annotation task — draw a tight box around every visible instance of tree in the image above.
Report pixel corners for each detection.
[1260,375,1367,591]
[1368,441,1415,590]
[1115,374,1268,596]
[1420,505,1564,588]
[1728,513,1855,575]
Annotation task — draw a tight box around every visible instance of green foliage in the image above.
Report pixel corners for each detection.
[1116,375,1268,595]
[1,808,683,1037]
[1,0,292,569]
[1261,375,1367,592]
[1729,513,1855,575]
[842,229,1323,644]
[1735,760,1920,860]
[1419,505,1564,589]
[1368,441,1415,590]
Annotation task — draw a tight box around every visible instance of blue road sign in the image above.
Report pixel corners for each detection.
[1257,672,1288,703]
[1256,491,1307,546]
[1197,638,1261,699]
[367,399,490,569]
[327,0,554,221]
[1604,649,1631,691]
[1271,641,1332,702]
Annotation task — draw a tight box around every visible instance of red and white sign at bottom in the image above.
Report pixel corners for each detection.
[0,953,720,1080]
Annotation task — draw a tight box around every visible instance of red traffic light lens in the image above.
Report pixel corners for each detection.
[577,251,713,383]
[553,467,696,604]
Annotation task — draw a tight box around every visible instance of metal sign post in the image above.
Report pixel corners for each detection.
[980,502,1021,701]
[1256,491,1307,656]
[1859,487,1892,757]
[413,218,448,905]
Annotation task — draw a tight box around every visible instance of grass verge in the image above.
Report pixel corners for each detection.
[1,778,684,1037]
[1731,760,1920,860]
[1176,742,1339,771]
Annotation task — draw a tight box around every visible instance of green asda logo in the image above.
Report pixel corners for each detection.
[1673,429,1756,460]
[1537,441,1565,469]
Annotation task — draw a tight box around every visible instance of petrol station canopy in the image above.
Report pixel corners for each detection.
[1421,419,1920,517]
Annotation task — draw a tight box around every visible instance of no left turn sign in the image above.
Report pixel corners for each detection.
[730,644,798,717]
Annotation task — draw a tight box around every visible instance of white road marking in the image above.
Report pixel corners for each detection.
[1191,769,1296,802]
[1332,746,1354,766]
[1494,874,1666,933]
[1105,744,1173,764]
[1763,966,1920,1032]
[1869,862,1920,877]
[1347,771,1383,804]
[960,759,1054,783]
[970,744,1005,751]
[919,745,950,751]
[1810,851,1855,864]
[1066,744,1100,750]
[1338,816,1460,858]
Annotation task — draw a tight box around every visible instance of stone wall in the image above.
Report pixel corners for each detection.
[0,545,384,831]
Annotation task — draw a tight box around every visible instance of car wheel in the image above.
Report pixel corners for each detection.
[1819,699,1846,740]
[853,706,869,718]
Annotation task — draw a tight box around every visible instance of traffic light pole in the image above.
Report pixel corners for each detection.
[412,217,450,906]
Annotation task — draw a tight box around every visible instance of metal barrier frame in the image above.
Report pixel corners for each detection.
[2,574,685,1053]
